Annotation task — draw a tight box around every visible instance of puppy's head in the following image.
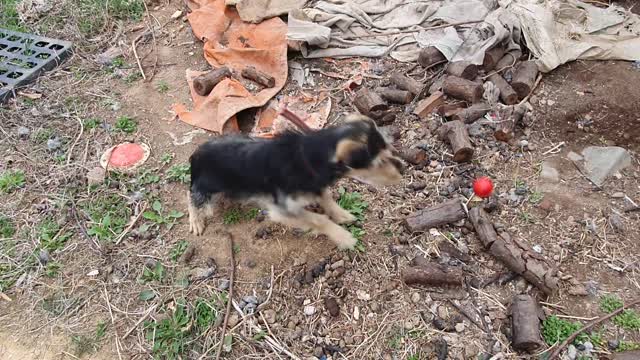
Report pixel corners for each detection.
[333,114,404,186]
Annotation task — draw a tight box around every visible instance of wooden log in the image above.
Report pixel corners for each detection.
[438,103,466,118]
[241,66,276,88]
[401,263,464,287]
[494,50,522,76]
[193,66,232,96]
[494,104,527,142]
[418,46,446,68]
[390,72,422,95]
[442,76,484,103]
[413,91,445,118]
[483,46,506,71]
[511,61,539,99]
[354,88,388,115]
[488,73,518,105]
[469,207,559,295]
[403,198,466,232]
[400,148,427,165]
[437,120,474,163]
[380,89,414,104]
[445,61,478,80]
[451,103,491,124]
[511,295,543,352]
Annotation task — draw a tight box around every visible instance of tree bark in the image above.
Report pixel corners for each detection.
[402,263,464,287]
[452,103,491,124]
[354,88,388,115]
[193,66,232,96]
[404,199,466,232]
[418,46,446,68]
[446,61,478,80]
[488,73,518,105]
[442,76,484,103]
[241,66,276,88]
[390,72,423,95]
[511,61,539,99]
[437,120,474,163]
[511,294,543,352]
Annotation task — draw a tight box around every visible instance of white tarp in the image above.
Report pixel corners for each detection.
[287,0,640,72]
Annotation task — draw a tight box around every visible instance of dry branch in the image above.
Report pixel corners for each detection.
[193,67,232,96]
[511,294,543,352]
[442,76,484,103]
[402,263,464,287]
[404,199,466,232]
[437,120,474,163]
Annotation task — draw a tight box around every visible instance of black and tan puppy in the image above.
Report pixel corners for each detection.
[187,114,403,250]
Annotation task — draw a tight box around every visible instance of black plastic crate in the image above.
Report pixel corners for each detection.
[0,28,72,103]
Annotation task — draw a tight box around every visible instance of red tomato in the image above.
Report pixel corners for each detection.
[473,177,494,198]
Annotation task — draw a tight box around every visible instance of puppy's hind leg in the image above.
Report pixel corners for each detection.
[188,190,213,236]
[318,189,356,224]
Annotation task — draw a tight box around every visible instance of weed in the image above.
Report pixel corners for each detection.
[84,194,131,243]
[613,309,640,331]
[170,240,189,262]
[407,355,420,360]
[337,188,369,251]
[0,0,25,31]
[145,301,191,358]
[143,200,184,229]
[618,341,640,352]
[0,170,26,193]
[33,128,53,143]
[84,118,102,130]
[519,211,535,223]
[166,164,191,183]
[115,116,137,134]
[542,316,582,345]
[124,71,142,83]
[76,0,144,36]
[388,332,403,349]
[0,216,16,238]
[194,297,219,333]
[71,321,108,357]
[137,169,161,185]
[383,229,393,237]
[223,207,259,225]
[600,294,624,313]
[529,191,544,204]
[111,57,126,68]
[160,153,174,166]
[233,244,241,254]
[38,218,71,252]
[141,261,166,283]
[253,331,267,341]
[157,80,170,93]
[45,262,62,277]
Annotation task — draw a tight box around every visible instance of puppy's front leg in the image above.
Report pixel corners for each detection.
[318,190,356,224]
[268,206,357,250]
[188,191,212,236]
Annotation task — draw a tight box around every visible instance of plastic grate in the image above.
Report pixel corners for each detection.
[0,28,72,103]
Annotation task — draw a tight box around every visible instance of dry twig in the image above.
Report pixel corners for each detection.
[215,232,236,360]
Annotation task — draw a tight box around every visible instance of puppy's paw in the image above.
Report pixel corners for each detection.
[331,227,358,250]
[332,210,356,225]
[189,214,206,236]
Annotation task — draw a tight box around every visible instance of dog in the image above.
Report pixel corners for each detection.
[187,114,404,250]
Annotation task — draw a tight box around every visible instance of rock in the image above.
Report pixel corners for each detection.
[171,10,183,19]
[464,344,479,359]
[96,46,123,65]
[455,322,465,332]
[331,260,344,269]
[263,309,277,324]
[304,305,316,316]
[411,292,421,304]
[370,302,380,313]
[610,214,625,232]
[581,146,631,186]
[540,161,560,183]
[567,151,583,162]
[86,167,106,186]
[227,313,239,328]
[219,279,230,290]
[354,305,360,320]
[46,138,62,151]
[324,297,340,317]
[244,303,257,314]
[467,122,485,137]
[612,192,625,198]
[313,346,324,357]
[244,259,256,268]
[532,245,543,254]
[189,267,215,281]
[180,245,196,264]
[244,295,258,305]
[608,339,620,351]
[38,249,50,265]
[356,290,370,301]
[567,344,578,360]
[17,126,31,139]
[519,139,529,148]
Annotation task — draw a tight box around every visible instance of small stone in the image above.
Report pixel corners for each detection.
[370,303,380,313]
[244,303,257,314]
[263,309,277,324]
[540,161,559,183]
[611,192,625,198]
[567,151,583,162]
[17,126,30,139]
[567,344,577,360]
[547,100,555,106]
[238,300,247,309]
[227,313,239,328]
[583,341,593,352]
[96,46,123,65]
[607,339,619,350]
[464,344,479,359]
[410,292,421,304]
[219,279,230,290]
[313,346,324,357]
[519,139,529,148]
[190,267,215,281]
[171,10,183,19]
[243,295,258,305]
[532,245,543,254]
[180,245,196,264]
[38,249,50,265]
[47,138,62,151]
[353,305,360,320]
[610,214,625,233]
[244,259,257,268]
[144,258,157,269]
[331,260,344,269]
[324,297,340,317]
[437,306,448,320]
[304,305,316,316]
[356,290,370,301]
[538,197,554,212]
[455,322,465,332]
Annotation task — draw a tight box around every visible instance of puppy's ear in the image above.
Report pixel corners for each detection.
[335,139,369,168]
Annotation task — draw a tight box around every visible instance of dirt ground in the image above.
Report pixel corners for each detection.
[1,1,639,360]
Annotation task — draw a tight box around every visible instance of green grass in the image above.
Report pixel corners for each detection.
[223,207,260,225]
[169,240,189,262]
[45,262,62,277]
[124,71,143,84]
[160,153,174,166]
[529,191,544,204]
[542,316,582,345]
[37,218,71,252]
[84,194,132,243]
[600,294,640,331]
[137,169,161,185]
[0,216,16,238]
[0,0,25,31]
[143,200,184,230]
[157,80,170,94]
[76,0,145,37]
[115,116,137,134]
[84,118,102,130]
[71,321,108,357]
[618,341,640,352]
[33,128,53,143]
[337,188,368,252]
[141,261,166,283]
[0,170,26,193]
[166,164,191,183]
